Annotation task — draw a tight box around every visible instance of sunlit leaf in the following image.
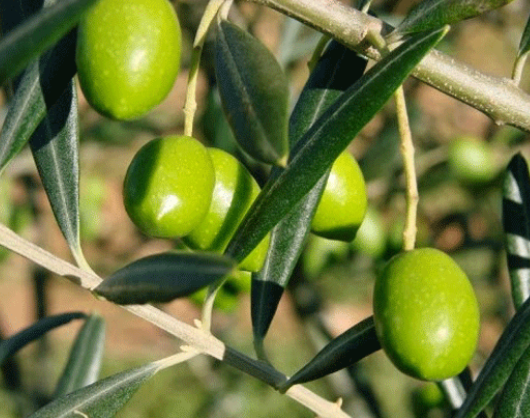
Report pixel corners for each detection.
[215,20,289,166]
[279,316,379,392]
[0,26,77,174]
[54,314,106,398]
[30,363,159,418]
[30,81,83,264]
[395,0,514,37]
[0,0,97,86]
[493,344,530,418]
[29,352,195,418]
[251,41,368,344]
[454,296,530,418]
[224,27,447,264]
[503,154,530,309]
[0,312,86,366]
[95,251,236,305]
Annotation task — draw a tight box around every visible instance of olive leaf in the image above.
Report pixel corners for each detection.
[0,24,77,175]
[519,14,530,56]
[454,296,530,418]
[214,20,289,166]
[0,312,86,366]
[224,27,448,264]
[251,41,368,346]
[278,316,380,392]
[95,252,236,305]
[503,153,530,309]
[394,0,514,37]
[53,314,106,398]
[0,0,97,86]
[30,81,84,266]
[493,344,530,418]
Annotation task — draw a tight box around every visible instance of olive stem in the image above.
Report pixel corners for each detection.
[395,86,418,251]
[512,52,528,87]
[183,48,201,137]
[200,277,226,332]
[183,0,228,137]
[244,0,530,132]
[0,221,352,418]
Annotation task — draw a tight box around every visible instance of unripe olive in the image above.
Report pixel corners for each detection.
[448,136,497,185]
[76,0,181,120]
[311,150,367,242]
[184,148,269,272]
[373,248,480,381]
[123,136,215,238]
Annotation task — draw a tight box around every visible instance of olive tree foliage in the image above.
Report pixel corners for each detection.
[0,0,530,417]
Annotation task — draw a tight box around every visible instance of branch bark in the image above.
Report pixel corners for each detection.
[247,0,530,132]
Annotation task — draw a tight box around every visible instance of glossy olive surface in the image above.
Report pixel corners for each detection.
[76,0,181,120]
[373,248,480,381]
[123,136,215,238]
[311,150,367,242]
[184,148,269,272]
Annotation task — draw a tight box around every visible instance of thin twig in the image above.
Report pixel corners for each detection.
[395,86,418,251]
[512,52,529,86]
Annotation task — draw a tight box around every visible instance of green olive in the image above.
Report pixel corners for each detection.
[123,136,215,238]
[76,0,181,120]
[311,150,367,242]
[448,136,497,185]
[184,148,269,272]
[373,248,480,381]
[351,206,386,258]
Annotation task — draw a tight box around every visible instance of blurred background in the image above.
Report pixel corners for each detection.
[1,0,530,417]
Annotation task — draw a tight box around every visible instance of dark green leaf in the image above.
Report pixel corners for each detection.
[0,0,97,86]
[0,28,77,174]
[29,362,159,418]
[503,154,530,309]
[395,0,514,36]
[0,312,85,366]
[454,296,530,418]
[251,41,368,344]
[519,14,530,56]
[225,27,447,264]
[215,20,289,166]
[278,316,380,392]
[95,251,236,305]
[54,314,106,398]
[493,344,530,418]
[30,81,83,262]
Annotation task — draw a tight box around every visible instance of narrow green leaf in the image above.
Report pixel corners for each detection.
[454,296,530,418]
[0,28,77,174]
[95,251,236,305]
[493,344,530,418]
[54,314,106,398]
[278,316,380,392]
[251,41,368,343]
[503,154,530,309]
[395,0,514,36]
[215,20,289,166]
[519,15,530,56]
[225,27,447,264]
[29,362,159,418]
[0,312,86,366]
[0,0,97,86]
[30,81,83,263]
